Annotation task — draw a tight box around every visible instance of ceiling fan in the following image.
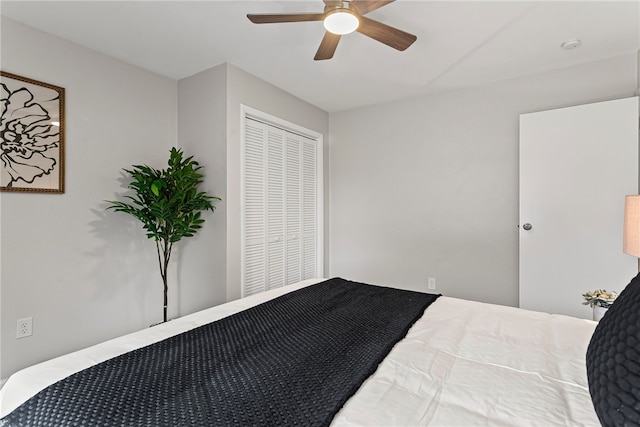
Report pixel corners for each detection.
[247,0,417,61]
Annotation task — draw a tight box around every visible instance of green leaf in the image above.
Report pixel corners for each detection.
[151,181,160,196]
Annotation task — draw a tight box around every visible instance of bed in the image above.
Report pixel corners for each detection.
[1,275,636,426]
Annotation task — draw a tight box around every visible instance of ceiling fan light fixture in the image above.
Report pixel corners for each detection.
[323,8,359,35]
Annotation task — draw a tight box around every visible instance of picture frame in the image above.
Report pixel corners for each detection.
[1,71,65,193]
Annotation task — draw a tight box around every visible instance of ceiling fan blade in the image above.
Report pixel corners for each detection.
[314,32,341,60]
[247,13,324,24]
[351,0,395,15]
[356,16,417,51]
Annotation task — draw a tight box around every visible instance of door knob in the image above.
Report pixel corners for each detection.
[522,223,533,230]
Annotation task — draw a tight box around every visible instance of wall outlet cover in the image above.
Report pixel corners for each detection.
[16,317,33,339]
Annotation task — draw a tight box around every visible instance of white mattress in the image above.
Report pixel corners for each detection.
[0,279,600,425]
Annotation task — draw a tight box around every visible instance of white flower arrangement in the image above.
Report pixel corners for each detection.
[582,289,618,308]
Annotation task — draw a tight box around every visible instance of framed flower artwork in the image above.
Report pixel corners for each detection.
[1,71,65,193]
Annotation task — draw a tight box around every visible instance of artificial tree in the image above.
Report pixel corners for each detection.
[106,147,220,323]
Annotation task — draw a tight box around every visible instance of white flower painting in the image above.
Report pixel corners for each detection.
[1,71,64,193]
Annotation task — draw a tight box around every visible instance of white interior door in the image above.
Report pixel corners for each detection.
[519,97,639,318]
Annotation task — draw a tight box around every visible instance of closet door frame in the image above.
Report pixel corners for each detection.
[240,105,324,297]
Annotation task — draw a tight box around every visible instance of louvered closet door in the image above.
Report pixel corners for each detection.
[267,127,285,290]
[243,117,319,297]
[285,133,302,285]
[243,120,267,297]
[301,138,317,280]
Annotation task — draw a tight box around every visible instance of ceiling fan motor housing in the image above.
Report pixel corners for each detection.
[323,5,360,35]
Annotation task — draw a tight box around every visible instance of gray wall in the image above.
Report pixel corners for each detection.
[177,65,228,311]
[329,53,638,306]
[1,17,177,378]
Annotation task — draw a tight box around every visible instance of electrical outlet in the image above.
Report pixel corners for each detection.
[428,277,437,290]
[16,317,33,339]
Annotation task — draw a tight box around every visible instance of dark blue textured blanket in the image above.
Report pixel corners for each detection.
[1,278,439,427]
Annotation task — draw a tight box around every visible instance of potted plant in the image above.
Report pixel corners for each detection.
[582,289,618,321]
[106,147,220,323]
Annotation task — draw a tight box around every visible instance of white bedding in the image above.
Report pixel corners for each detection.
[0,279,600,425]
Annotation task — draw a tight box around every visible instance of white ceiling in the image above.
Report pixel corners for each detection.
[2,1,639,112]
